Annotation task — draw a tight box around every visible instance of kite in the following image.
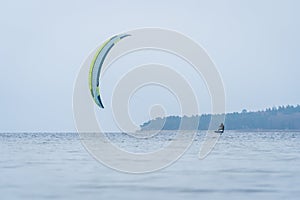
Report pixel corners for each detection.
[89,34,130,108]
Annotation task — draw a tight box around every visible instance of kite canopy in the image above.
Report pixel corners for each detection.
[89,34,130,108]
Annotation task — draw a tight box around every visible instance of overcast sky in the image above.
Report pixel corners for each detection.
[0,0,299,132]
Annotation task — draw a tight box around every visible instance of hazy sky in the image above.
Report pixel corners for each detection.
[0,0,299,132]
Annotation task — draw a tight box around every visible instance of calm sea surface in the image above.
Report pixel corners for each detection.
[1,131,300,200]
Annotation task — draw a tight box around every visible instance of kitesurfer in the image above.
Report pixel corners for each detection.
[218,123,224,133]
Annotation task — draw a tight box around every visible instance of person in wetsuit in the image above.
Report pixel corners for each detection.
[218,123,225,133]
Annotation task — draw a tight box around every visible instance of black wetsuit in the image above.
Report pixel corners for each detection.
[219,124,224,132]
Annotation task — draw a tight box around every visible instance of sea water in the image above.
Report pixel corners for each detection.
[1,131,300,200]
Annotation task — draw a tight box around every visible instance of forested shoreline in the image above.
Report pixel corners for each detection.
[140,105,300,130]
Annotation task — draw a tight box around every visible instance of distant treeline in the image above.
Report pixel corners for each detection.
[140,105,300,130]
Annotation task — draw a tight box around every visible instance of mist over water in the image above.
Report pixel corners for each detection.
[1,131,300,200]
